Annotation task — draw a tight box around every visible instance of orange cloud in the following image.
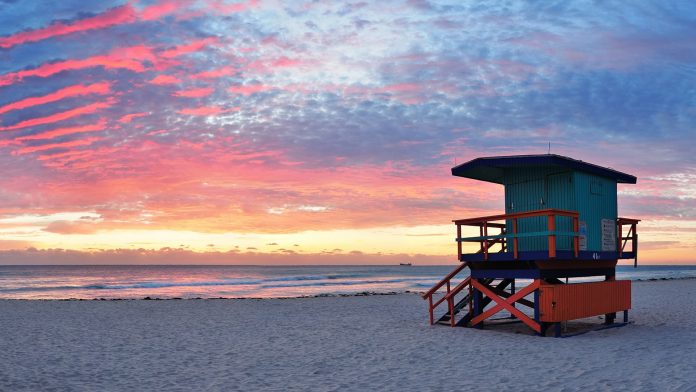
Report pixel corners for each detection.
[0,101,113,132]
[0,5,137,49]
[43,220,101,234]
[0,82,111,115]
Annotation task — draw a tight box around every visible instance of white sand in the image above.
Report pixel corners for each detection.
[1,280,696,391]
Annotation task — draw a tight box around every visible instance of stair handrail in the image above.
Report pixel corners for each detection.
[421,263,467,299]
[443,276,472,327]
[422,263,469,325]
[443,276,471,301]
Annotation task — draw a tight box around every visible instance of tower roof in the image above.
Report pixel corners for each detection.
[451,154,637,184]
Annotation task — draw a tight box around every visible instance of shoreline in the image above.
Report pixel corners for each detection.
[2,276,695,301]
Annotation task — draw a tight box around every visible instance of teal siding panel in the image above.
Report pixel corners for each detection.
[547,172,576,250]
[503,167,576,251]
[574,172,618,252]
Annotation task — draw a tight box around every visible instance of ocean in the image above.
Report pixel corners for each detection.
[1,264,695,300]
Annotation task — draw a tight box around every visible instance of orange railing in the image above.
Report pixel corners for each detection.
[421,263,471,326]
[617,217,640,267]
[454,209,580,261]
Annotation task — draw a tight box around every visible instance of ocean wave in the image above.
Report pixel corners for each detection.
[0,275,436,293]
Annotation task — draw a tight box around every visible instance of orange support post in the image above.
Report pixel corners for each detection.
[547,213,556,258]
[456,224,462,261]
[572,217,579,258]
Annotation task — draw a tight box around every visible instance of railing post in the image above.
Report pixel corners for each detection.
[633,224,638,268]
[547,213,556,258]
[456,223,462,261]
[449,297,456,327]
[617,221,623,257]
[572,216,579,258]
[479,224,483,253]
[512,218,518,259]
[483,221,489,260]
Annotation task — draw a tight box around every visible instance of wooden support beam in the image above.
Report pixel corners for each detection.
[470,279,541,333]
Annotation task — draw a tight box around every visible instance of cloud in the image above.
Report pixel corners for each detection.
[43,220,100,234]
[0,46,153,87]
[0,82,110,115]
[15,137,102,155]
[149,75,181,85]
[177,106,238,116]
[174,87,214,98]
[0,1,694,263]
[0,100,113,132]
[0,5,138,49]
[15,120,106,141]
[0,248,451,265]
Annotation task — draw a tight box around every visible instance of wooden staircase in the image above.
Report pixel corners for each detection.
[424,232,509,327]
[434,278,494,326]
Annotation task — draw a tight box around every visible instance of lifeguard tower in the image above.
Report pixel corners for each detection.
[422,154,639,337]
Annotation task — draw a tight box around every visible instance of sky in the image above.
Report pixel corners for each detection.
[0,0,694,265]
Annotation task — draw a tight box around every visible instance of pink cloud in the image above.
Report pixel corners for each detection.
[15,120,107,141]
[139,0,191,21]
[118,112,149,123]
[149,74,181,85]
[271,56,302,67]
[0,82,111,115]
[228,84,272,95]
[190,66,236,79]
[0,101,113,132]
[0,5,138,49]
[0,1,202,50]
[0,46,153,87]
[206,0,259,14]
[15,137,102,155]
[178,106,239,116]
[160,37,218,58]
[174,87,215,98]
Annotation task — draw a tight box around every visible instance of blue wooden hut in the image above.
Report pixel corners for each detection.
[422,154,639,337]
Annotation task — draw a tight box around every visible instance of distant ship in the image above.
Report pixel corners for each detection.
[399,262,412,266]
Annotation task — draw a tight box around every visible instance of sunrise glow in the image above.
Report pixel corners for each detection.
[1,1,694,264]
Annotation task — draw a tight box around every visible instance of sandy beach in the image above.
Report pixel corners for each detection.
[2,279,695,391]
